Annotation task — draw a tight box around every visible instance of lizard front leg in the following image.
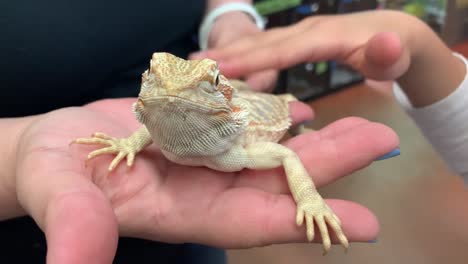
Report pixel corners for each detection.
[72,126,153,171]
[212,142,349,254]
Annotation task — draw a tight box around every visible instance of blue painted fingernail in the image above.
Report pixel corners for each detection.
[375,148,400,161]
[368,239,378,243]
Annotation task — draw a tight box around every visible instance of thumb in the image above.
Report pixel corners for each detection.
[16,148,118,263]
[348,32,410,80]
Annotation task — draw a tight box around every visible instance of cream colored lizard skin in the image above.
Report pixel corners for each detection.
[73,52,349,253]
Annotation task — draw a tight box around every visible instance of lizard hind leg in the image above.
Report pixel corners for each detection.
[72,127,153,171]
[234,142,349,253]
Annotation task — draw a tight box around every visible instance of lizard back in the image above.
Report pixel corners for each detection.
[233,89,292,145]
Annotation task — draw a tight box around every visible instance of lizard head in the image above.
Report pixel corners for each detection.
[132,52,247,156]
[134,52,236,114]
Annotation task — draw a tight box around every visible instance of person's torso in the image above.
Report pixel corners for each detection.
[0,0,205,116]
[0,2,229,263]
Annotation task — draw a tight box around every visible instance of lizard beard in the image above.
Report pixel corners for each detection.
[136,102,245,157]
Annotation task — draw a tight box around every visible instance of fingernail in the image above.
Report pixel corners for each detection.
[375,148,400,161]
[368,239,378,243]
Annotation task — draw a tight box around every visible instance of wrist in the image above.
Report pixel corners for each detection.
[208,11,260,48]
[398,18,467,107]
[198,2,265,50]
[0,116,36,220]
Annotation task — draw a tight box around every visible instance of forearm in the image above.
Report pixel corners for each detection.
[393,20,468,182]
[394,54,468,182]
[0,116,35,220]
[398,19,467,107]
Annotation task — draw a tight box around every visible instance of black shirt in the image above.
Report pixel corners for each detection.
[0,1,226,263]
[1,0,204,117]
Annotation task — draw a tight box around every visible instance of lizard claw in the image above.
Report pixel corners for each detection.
[296,194,349,254]
[72,132,137,171]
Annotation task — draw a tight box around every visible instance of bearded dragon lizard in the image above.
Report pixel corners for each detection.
[73,52,349,253]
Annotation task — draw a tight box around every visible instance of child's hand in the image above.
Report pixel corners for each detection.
[201,10,466,107]
[195,11,418,81]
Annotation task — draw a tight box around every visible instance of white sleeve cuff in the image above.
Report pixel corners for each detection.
[198,2,266,50]
[393,53,468,184]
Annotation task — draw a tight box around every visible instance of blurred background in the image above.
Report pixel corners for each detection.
[226,1,468,263]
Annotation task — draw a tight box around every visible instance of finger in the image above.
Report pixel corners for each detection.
[45,187,118,264]
[366,32,403,68]
[217,27,342,78]
[192,25,299,61]
[217,41,302,78]
[234,119,399,192]
[244,69,278,92]
[288,101,315,126]
[293,121,399,187]
[212,28,288,59]
[200,190,378,248]
[16,149,118,264]
[211,16,322,62]
[286,116,369,150]
[346,32,410,80]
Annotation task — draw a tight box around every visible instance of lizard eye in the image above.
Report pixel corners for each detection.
[214,74,220,86]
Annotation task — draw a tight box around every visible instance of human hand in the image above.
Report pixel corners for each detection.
[190,11,278,91]
[9,98,398,263]
[202,10,467,108]
[196,10,436,82]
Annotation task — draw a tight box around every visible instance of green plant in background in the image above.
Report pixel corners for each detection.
[402,0,446,18]
[315,62,328,75]
[254,0,302,15]
[403,0,426,17]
